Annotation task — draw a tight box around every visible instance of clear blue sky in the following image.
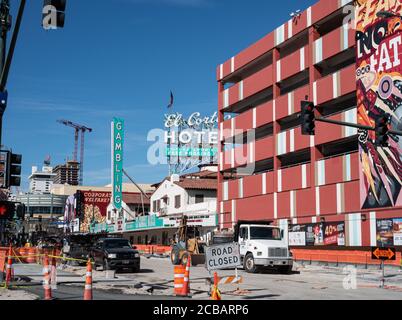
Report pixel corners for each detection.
[4,0,316,190]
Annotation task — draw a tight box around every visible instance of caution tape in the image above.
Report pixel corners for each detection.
[7,254,93,264]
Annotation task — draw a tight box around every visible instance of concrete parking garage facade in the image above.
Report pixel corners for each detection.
[217,0,402,264]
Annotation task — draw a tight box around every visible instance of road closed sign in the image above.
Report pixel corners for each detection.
[205,243,241,271]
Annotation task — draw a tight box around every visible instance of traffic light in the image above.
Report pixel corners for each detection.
[301,101,316,135]
[7,152,22,187]
[16,203,26,220]
[0,151,7,188]
[42,0,67,29]
[0,201,15,220]
[375,114,390,147]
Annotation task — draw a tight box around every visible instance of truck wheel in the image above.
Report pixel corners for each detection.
[279,265,293,274]
[181,252,190,266]
[244,253,258,273]
[170,246,181,265]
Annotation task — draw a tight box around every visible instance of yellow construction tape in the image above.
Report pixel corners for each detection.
[8,254,93,264]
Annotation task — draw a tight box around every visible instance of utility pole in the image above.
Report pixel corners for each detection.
[0,0,10,149]
[0,0,26,149]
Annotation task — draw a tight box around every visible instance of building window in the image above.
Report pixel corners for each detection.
[195,194,204,204]
[175,195,181,209]
[156,200,160,211]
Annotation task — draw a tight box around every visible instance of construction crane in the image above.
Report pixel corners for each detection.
[57,120,93,185]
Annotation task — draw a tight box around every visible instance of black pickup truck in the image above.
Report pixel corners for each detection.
[62,233,107,265]
[91,238,140,272]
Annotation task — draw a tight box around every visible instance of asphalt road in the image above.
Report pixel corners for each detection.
[120,256,402,300]
[10,257,402,300]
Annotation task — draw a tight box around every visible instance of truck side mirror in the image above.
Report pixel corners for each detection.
[281,230,284,239]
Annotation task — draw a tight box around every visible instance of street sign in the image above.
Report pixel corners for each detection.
[371,247,396,261]
[111,118,124,210]
[205,242,241,271]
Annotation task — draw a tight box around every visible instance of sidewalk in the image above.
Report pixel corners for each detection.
[296,263,402,290]
[0,288,39,300]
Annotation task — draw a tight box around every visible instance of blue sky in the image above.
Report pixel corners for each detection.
[4,0,316,190]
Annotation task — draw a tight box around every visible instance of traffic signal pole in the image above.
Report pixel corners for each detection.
[0,0,25,92]
[0,0,10,150]
[0,0,25,149]
[0,0,25,245]
[315,117,402,137]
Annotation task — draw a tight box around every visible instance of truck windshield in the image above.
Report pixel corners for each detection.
[250,227,282,240]
[104,240,132,249]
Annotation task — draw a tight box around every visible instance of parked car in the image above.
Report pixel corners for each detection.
[91,238,140,272]
[62,233,108,265]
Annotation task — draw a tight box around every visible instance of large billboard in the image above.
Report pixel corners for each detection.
[78,191,111,233]
[356,1,402,209]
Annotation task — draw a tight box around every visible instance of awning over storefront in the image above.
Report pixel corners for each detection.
[90,212,218,234]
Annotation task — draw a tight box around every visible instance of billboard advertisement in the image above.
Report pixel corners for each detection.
[289,222,345,247]
[78,191,111,233]
[356,1,402,209]
[377,218,402,246]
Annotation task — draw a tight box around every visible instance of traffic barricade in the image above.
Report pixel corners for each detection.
[173,265,186,296]
[27,247,38,264]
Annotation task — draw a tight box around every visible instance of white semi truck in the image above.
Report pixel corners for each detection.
[212,220,293,274]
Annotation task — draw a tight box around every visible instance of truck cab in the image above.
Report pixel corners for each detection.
[236,221,293,274]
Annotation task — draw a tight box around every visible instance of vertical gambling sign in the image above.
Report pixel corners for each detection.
[111,118,124,210]
[356,1,402,209]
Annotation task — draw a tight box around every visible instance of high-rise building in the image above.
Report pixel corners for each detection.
[29,164,56,194]
[53,160,80,186]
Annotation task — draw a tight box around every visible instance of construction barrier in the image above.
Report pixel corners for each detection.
[19,248,28,263]
[42,255,52,300]
[211,272,221,301]
[0,245,96,300]
[84,259,93,300]
[5,245,13,288]
[135,245,171,255]
[0,249,6,273]
[173,265,186,296]
[27,247,38,264]
[181,255,191,297]
[217,275,243,285]
[292,249,402,267]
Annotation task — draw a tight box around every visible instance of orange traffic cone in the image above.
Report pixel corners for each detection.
[84,259,93,300]
[5,244,13,288]
[181,254,191,297]
[211,272,222,300]
[50,250,57,290]
[43,255,52,300]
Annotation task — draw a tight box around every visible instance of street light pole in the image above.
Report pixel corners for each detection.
[0,0,10,150]
[0,0,25,150]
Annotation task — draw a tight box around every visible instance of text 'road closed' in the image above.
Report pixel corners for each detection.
[205,243,241,271]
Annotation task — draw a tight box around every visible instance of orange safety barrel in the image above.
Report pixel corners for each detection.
[26,247,37,264]
[19,247,28,263]
[174,265,186,296]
